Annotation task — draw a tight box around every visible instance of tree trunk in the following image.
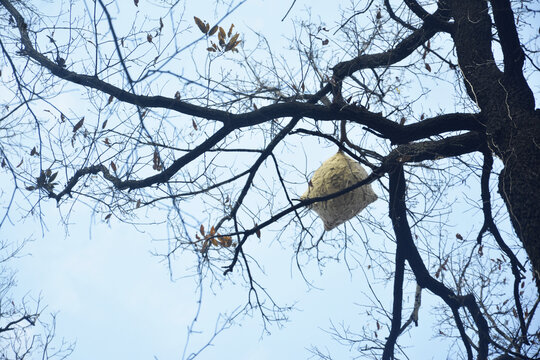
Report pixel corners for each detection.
[450,0,540,289]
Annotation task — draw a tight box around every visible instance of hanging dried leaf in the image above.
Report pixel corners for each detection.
[110,161,117,172]
[102,120,108,129]
[153,149,161,170]
[207,47,216,52]
[73,117,84,133]
[228,24,234,37]
[425,63,432,72]
[322,39,329,45]
[255,227,261,239]
[49,171,58,183]
[174,91,181,100]
[192,119,198,130]
[159,18,164,32]
[105,213,112,221]
[136,199,141,209]
[30,146,39,156]
[219,236,232,247]
[16,158,23,168]
[60,113,66,122]
[200,239,209,253]
[1,158,5,168]
[456,233,463,240]
[229,33,239,46]
[218,27,226,41]
[104,138,110,146]
[209,25,218,36]
[225,34,240,51]
[147,34,153,43]
[194,17,207,34]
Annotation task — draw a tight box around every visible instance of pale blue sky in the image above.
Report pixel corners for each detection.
[3,1,539,359]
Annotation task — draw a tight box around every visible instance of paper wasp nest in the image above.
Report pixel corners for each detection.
[301,151,377,230]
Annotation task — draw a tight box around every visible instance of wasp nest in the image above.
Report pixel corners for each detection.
[301,151,377,230]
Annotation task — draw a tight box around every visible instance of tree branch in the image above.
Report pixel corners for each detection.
[489,0,526,76]
[388,164,490,360]
[382,235,405,360]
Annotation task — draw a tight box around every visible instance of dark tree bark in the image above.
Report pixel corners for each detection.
[450,0,540,289]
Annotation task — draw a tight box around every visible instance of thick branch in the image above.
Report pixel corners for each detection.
[332,19,439,79]
[489,0,526,76]
[403,0,453,32]
[388,165,490,360]
[382,237,405,360]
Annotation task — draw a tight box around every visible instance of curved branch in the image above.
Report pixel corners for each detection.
[331,11,447,79]
[477,151,528,345]
[403,0,453,32]
[49,125,232,200]
[388,164,490,360]
[384,0,416,31]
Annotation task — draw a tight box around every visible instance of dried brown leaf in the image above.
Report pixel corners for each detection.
[194,17,207,34]
[218,27,226,41]
[209,25,218,36]
[73,117,84,133]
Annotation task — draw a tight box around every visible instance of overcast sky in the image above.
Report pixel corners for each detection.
[4,0,539,359]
